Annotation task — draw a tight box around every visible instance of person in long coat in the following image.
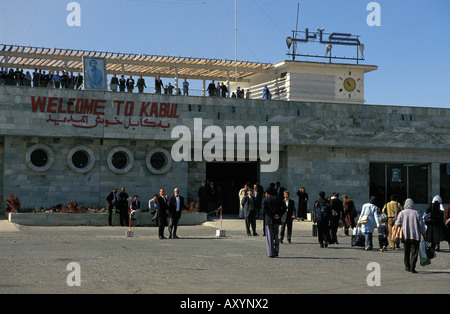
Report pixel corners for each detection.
[395,198,426,273]
[117,187,130,227]
[296,187,308,221]
[197,181,210,213]
[342,194,357,236]
[425,195,445,252]
[262,189,286,257]
[444,204,450,249]
[357,196,380,251]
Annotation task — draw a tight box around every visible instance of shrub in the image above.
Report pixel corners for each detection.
[5,194,20,213]
[184,201,199,213]
[67,200,83,213]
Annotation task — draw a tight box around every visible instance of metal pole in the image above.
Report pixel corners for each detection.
[227,70,230,98]
[356,46,359,65]
[235,0,238,91]
[293,2,300,61]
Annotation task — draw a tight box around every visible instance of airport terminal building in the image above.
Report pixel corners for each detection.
[1,44,450,213]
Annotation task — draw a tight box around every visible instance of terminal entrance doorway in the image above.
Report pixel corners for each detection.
[205,162,258,215]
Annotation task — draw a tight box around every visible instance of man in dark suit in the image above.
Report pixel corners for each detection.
[241,189,259,236]
[154,76,163,94]
[117,187,130,227]
[207,80,216,97]
[262,188,287,257]
[329,192,343,244]
[276,182,285,198]
[197,181,210,213]
[157,188,169,239]
[75,72,83,89]
[253,182,263,219]
[105,187,118,226]
[280,191,295,243]
[168,188,186,239]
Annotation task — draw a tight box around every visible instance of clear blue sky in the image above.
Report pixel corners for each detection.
[1,0,449,108]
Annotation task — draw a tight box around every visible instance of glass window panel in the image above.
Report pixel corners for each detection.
[407,164,428,205]
[369,163,386,208]
[440,164,450,204]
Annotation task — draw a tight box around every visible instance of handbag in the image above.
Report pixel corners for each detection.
[359,205,374,224]
[391,223,403,243]
[426,244,436,259]
[312,223,317,237]
[359,214,369,224]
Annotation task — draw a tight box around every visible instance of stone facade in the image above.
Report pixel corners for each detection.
[1,85,450,212]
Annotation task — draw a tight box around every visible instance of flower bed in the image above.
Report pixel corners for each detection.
[27,206,107,214]
[8,212,207,226]
[5,195,207,226]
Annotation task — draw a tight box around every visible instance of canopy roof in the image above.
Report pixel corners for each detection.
[0,44,273,82]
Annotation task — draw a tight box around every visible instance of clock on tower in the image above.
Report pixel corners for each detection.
[337,71,363,99]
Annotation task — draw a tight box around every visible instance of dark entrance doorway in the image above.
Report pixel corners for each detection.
[206,162,258,214]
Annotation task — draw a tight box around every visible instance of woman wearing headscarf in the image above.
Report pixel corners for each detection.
[444,204,450,250]
[395,198,425,273]
[425,195,445,252]
[357,196,380,251]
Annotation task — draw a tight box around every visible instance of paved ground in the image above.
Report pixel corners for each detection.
[0,214,449,295]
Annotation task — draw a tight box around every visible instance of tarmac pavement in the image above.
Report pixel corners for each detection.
[0,214,449,295]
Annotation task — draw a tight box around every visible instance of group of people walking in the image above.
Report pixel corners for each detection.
[312,191,358,248]
[312,191,450,273]
[105,186,186,239]
[105,184,449,269]
[235,181,306,258]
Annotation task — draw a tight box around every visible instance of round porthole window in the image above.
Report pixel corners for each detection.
[31,149,48,167]
[107,147,134,174]
[67,146,96,173]
[146,148,172,175]
[26,144,54,172]
[112,151,128,170]
[72,151,89,168]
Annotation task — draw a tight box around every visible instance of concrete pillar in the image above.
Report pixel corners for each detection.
[174,68,178,89]
[430,163,440,202]
[3,56,9,73]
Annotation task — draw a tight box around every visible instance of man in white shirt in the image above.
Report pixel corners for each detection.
[238,184,249,219]
[168,188,186,239]
[148,194,159,225]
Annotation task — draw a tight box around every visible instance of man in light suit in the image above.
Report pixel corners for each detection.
[241,189,259,236]
[280,191,295,243]
[262,188,287,257]
[168,188,186,239]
